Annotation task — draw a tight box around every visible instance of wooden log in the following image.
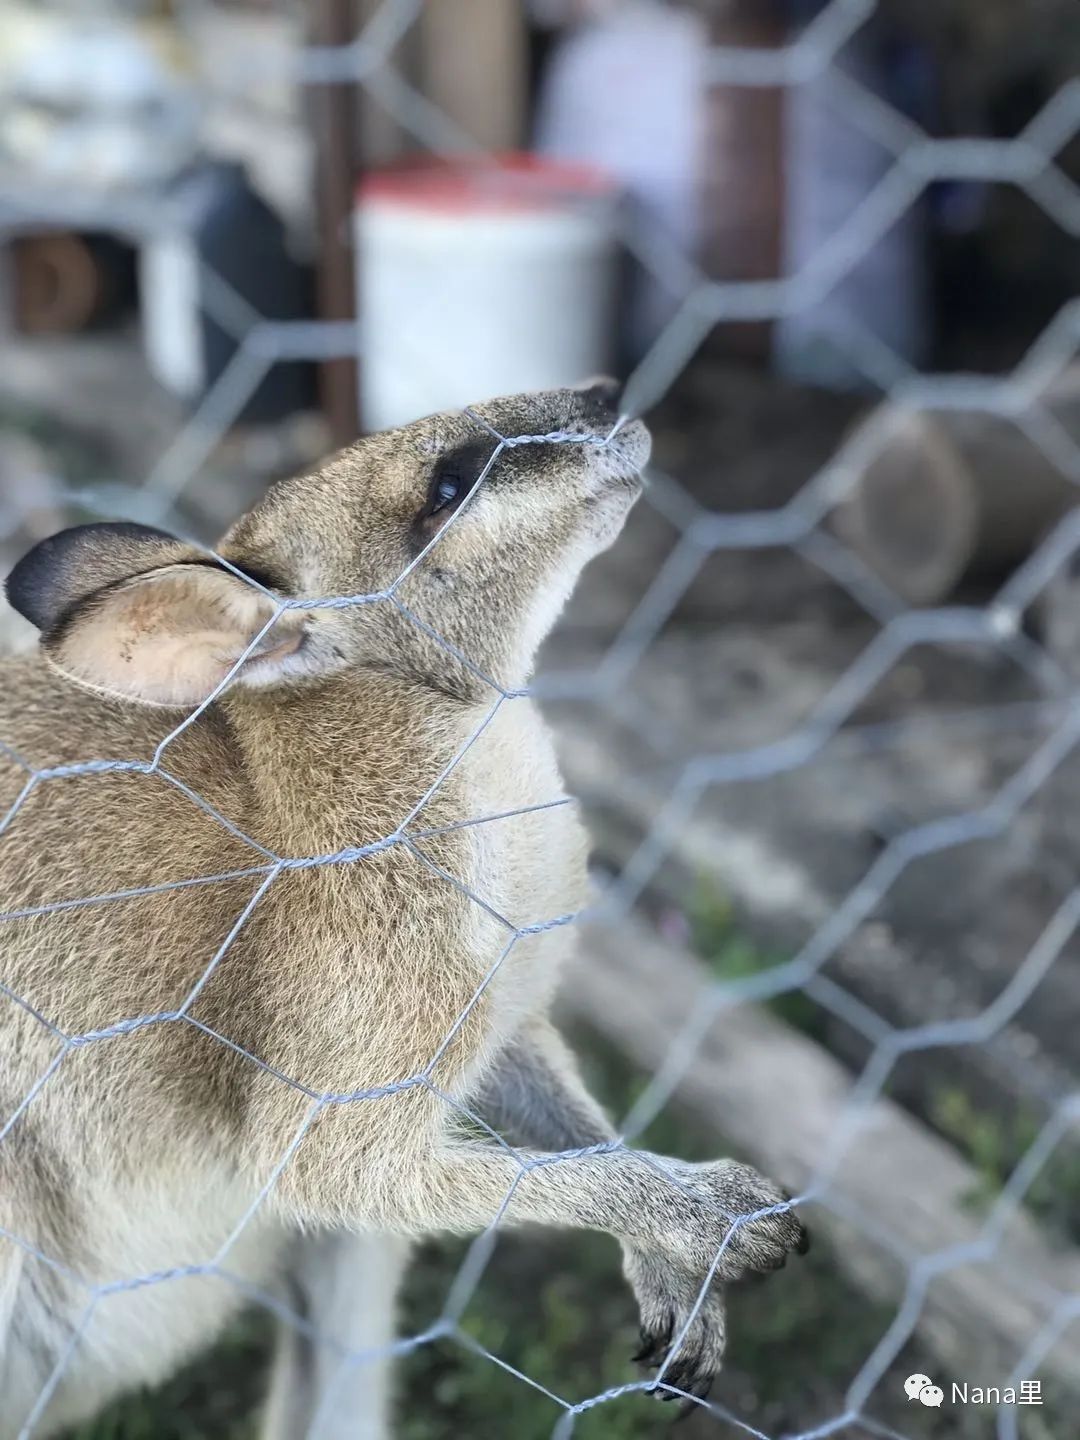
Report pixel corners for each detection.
[549,679,1080,1147]
[835,369,1080,604]
[562,911,1080,1391]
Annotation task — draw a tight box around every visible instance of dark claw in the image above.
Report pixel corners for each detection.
[676,1375,714,1421]
[660,1356,704,1400]
[633,1347,662,1369]
[779,1187,811,1255]
[660,1368,686,1396]
[633,1314,674,1368]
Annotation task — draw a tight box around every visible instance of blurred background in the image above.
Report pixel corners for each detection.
[1,0,1080,1436]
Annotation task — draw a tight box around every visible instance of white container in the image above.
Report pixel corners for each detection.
[355,155,617,431]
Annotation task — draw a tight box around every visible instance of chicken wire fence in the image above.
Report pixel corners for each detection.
[1,0,1080,1435]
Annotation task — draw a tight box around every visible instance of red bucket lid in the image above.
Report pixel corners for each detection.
[357,152,617,215]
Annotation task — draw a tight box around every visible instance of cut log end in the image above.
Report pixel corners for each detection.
[835,411,978,605]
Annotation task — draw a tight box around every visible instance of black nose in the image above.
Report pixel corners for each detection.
[575,376,623,425]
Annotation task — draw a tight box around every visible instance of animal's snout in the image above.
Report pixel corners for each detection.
[573,375,623,427]
[568,375,651,475]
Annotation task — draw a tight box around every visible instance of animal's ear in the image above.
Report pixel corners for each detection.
[5,522,304,707]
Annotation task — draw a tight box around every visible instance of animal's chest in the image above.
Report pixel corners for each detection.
[434,709,589,1029]
[229,706,587,1092]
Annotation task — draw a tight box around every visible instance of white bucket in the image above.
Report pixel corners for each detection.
[355,155,618,431]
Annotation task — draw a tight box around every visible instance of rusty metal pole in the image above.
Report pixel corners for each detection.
[307,0,361,444]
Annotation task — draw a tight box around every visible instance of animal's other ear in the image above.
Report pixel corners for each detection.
[5,522,302,707]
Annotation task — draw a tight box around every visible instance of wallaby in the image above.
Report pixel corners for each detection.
[0,382,806,1438]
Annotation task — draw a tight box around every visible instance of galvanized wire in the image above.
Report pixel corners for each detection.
[1,1,1079,1436]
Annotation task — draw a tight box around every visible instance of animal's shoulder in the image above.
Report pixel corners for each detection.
[0,654,182,769]
[0,656,257,899]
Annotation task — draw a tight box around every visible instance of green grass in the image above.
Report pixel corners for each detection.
[691,889,824,1038]
[930,1084,1080,1244]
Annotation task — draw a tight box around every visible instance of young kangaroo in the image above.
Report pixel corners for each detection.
[0,382,806,1438]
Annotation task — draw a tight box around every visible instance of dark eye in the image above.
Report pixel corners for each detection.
[428,470,467,517]
[433,475,463,512]
[418,440,493,533]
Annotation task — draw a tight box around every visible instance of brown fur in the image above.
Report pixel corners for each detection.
[0,384,805,1436]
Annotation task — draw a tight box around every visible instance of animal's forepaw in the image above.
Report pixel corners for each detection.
[625,1247,726,1409]
[623,1159,809,1412]
[679,1159,809,1281]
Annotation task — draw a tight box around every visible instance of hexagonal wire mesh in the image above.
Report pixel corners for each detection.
[1,0,1080,1436]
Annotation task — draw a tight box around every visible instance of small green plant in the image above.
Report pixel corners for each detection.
[930,1083,1080,1244]
[691,887,823,1038]
[931,1085,1015,1211]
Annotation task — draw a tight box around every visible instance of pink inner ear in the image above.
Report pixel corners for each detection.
[43,564,290,709]
[243,630,304,671]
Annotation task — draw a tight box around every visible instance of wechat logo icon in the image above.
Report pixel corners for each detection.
[905,1373,944,1407]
